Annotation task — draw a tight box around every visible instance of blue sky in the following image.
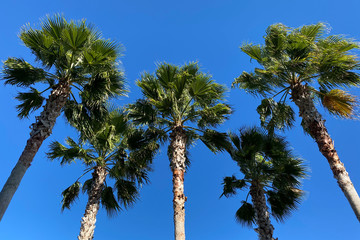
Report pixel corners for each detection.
[0,0,360,239]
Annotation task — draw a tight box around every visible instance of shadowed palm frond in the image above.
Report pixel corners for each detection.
[15,87,45,118]
[268,187,303,222]
[114,179,139,208]
[257,98,295,134]
[221,176,247,198]
[200,130,231,153]
[61,181,81,211]
[235,201,256,227]
[101,186,121,216]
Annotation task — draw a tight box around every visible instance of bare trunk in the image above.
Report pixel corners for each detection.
[0,81,70,222]
[169,127,187,240]
[250,182,275,240]
[78,166,107,240]
[291,83,360,222]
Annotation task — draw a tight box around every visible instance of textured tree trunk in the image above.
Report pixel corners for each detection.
[291,83,360,222]
[169,127,187,240]
[250,182,275,240]
[78,166,107,240]
[0,81,70,222]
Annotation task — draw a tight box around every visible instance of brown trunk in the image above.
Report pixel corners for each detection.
[291,83,360,222]
[169,127,187,240]
[0,80,70,222]
[250,182,275,240]
[78,166,108,240]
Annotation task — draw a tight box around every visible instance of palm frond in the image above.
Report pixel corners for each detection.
[2,58,49,87]
[61,181,81,211]
[235,201,256,227]
[15,87,45,118]
[267,187,303,222]
[101,186,121,216]
[256,98,295,134]
[200,130,231,153]
[221,176,247,197]
[47,138,94,165]
[197,103,232,129]
[232,71,274,97]
[114,179,139,208]
[318,89,357,118]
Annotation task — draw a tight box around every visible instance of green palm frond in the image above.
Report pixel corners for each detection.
[2,58,49,87]
[235,201,256,227]
[241,44,263,62]
[317,89,358,118]
[232,71,274,97]
[15,87,45,118]
[221,176,247,197]
[47,138,94,165]
[197,103,232,128]
[156,63,178,89]
[101,186,121,216]
[61,181,81,211]
[127,99,159,126]
[256,98,295,134]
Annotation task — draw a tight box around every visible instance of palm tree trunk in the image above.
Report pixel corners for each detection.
[78,166,107,240]
[291,83,360,222]
[169,127,187,240]
[0,81,70,221]
[250,182,275,240]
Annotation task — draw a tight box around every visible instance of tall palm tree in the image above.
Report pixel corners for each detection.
[221,127,306,240]
[128,62,231,240]
[233,23,360,221]
[47,110,158,240]
[0,15,125,221]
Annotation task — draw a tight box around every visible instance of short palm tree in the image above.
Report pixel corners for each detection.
[128,62,231,240]
[0,15,125,221]
[221,127,306,240]
[233,23,360,221]
[47,110,158,240]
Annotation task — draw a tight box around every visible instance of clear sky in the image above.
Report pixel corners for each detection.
[0,0,359,239]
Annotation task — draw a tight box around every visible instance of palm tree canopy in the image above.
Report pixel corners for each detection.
[128,62,232,156]
[221,127,306,226]
[47,110,158,215]
[2,14,126,120]
[233,23,360,132]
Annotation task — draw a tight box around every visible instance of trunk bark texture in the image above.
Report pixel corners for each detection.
[169,127,187,240]
[0,81,70,222]
[78,166,107,240]
[291,83,360,222]
[250,182,275,240]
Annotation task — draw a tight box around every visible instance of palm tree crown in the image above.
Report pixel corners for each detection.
[2,14,125,121]
[222,127,306,239]
[129,62,232,156]
[47,110,159,239]
[233,23,359,132]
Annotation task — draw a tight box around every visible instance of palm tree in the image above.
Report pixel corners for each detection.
[221,127,306,240]
[47,110,158,240]
[128,62,231,240]
[233,23,360,221]
[0,15,125,221]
